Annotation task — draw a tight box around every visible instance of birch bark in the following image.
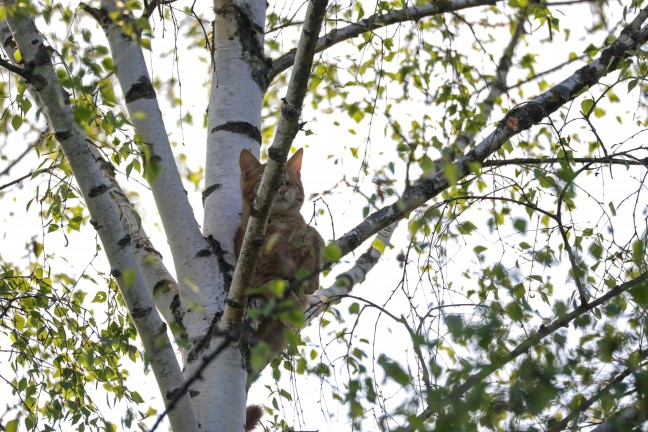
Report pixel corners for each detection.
[0,4,198,430]
[189,0,268,427]
[82,0,221,319]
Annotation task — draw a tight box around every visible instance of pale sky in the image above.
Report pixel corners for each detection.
[1,1,646,431]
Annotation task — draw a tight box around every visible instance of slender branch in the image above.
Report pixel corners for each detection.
[0,140,34,178]
[590,404,646,431]
[547,351,648,432]
[223,0,329,331]
[332,9,648,262]
[269,0,499,81]
[0,169,33,191]
[306,8,525,326]
[0,53,36,82]
[484,155,648,167]
[434,7,528,163]
[400,269,648,430]
[503,54,588,92]
[306,221,396,318]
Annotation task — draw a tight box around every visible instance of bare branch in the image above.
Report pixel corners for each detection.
[269,0,499,81]
[0,170,33,191]
[0,141,33,178]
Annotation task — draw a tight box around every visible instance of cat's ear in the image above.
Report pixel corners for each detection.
[286,148,303,173]
[240,149,262,173]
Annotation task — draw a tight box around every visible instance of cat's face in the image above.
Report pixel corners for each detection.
[239,149,305,214]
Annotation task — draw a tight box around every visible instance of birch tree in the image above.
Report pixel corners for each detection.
[1,0,648,431]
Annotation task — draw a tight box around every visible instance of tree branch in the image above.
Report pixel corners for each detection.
[94,156,185,340]
[401,269,648,430]
[547,350,648,432]
[332,7,648,262]
[0,21,182,338]
[306,8,527,323]
[306,221,396,318]
[269,0,499,82]
[224,0,329,331]
[484,155,648,167]
[0,140,33,178]
[0,6,198,431]
[590,404,647,431]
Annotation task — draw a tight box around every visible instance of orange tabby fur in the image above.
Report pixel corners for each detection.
[235,148,324,352]
[245,405,263,431]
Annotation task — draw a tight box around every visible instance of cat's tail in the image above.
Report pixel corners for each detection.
[246,405,263,431]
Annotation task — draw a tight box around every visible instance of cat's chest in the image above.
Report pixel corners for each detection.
[266,219,307,248]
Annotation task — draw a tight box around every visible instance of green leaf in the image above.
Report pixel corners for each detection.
[446,314,463,339]
[474,245,487,254]
[5,419,18,432]
[457,220,477,235]
[513,218,527,234]
[377,354,410,385]
[323,243,342,263]
[11,114,22,131]
[581,99,594,116]
[130,391,144,403]
[349,302,360,314]
[629,280,648,306]
[371,237,386,254]
[588,242,603,260]
[505,301,523,321]
[140,37,151,50]
[92,291,107,303]
[419,154,434,175]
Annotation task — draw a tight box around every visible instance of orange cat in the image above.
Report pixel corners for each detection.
[235,148,324,352]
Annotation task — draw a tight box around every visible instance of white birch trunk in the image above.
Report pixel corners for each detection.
[0,5,199,431]
[87,0,222,321]
[193,0,268,427]
[0,18,181,334]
